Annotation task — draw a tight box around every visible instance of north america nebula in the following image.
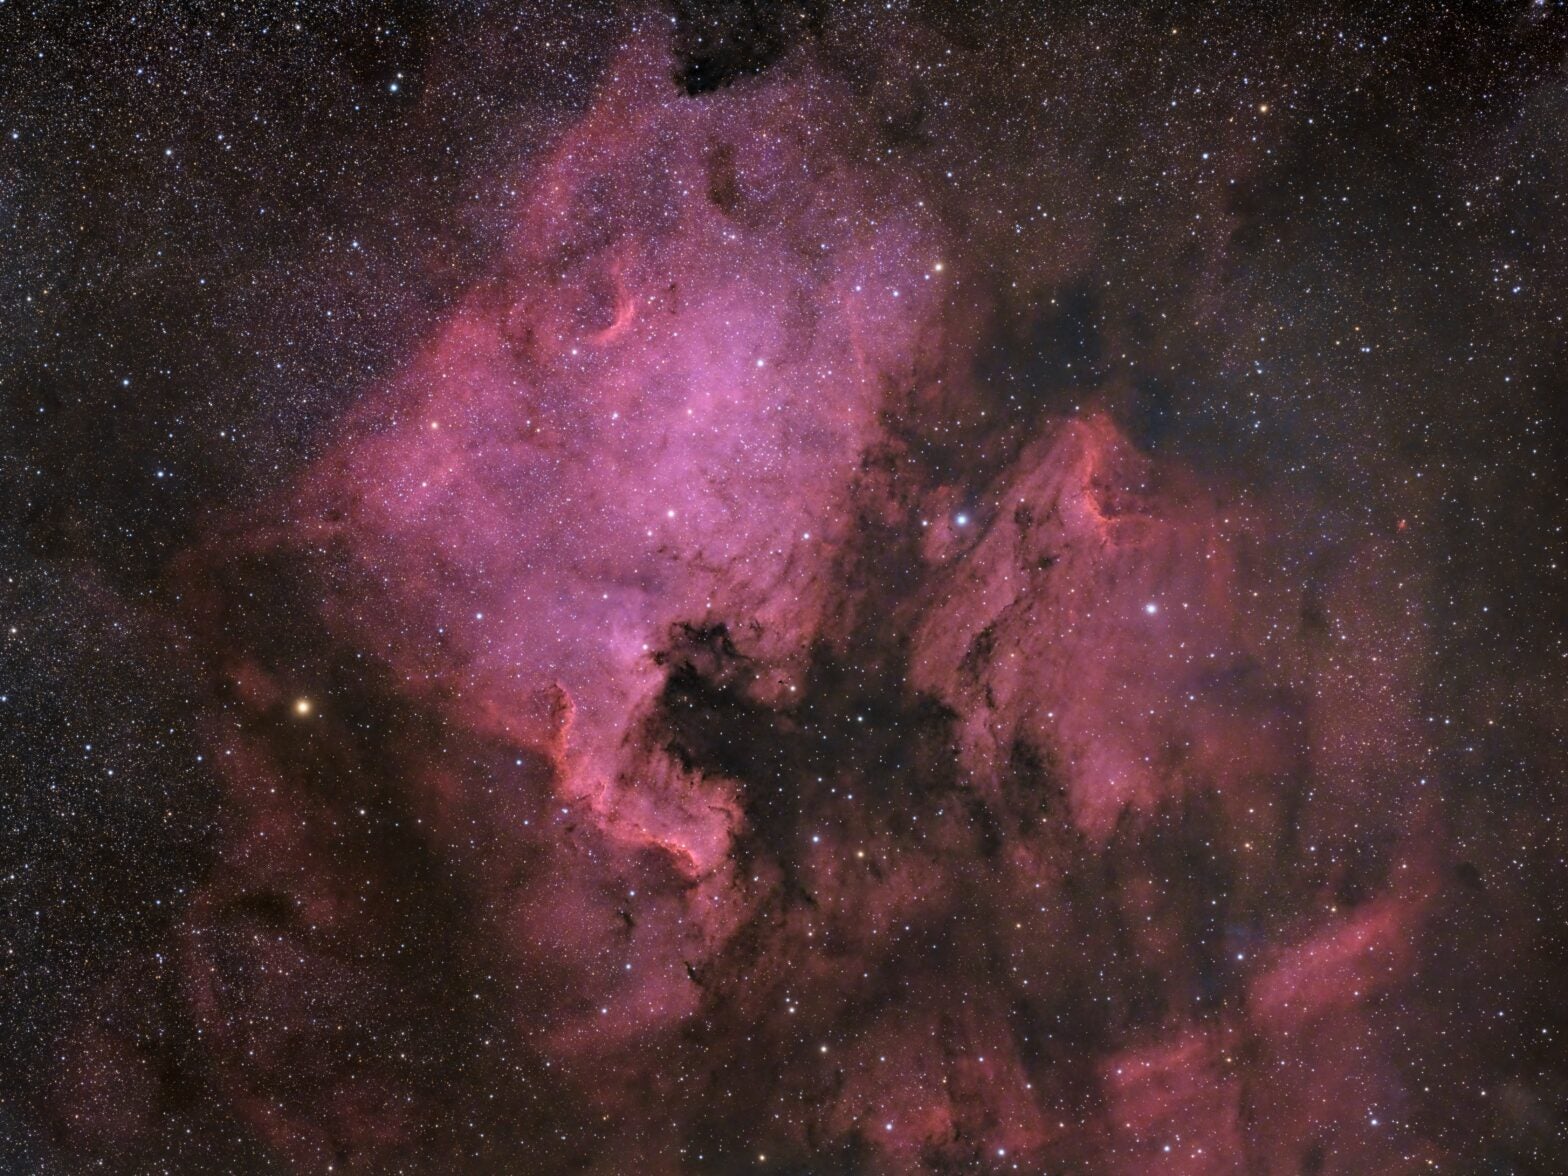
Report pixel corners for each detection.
[3,2,1567,1173]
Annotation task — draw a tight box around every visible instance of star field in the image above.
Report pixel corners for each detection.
[2,3,1567,1173]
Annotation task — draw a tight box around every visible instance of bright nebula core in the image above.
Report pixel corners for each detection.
[3,3,1566,1173]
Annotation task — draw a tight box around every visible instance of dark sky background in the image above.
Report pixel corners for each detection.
[2,2,1566,1172]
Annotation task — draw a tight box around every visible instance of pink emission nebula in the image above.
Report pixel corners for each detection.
[7,4,1567,1175]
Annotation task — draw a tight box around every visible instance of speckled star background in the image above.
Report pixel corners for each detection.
[2,2,1566,1172]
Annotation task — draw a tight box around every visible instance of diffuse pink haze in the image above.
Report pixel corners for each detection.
[20,7,1561,1174]
[158,33,1447,1173]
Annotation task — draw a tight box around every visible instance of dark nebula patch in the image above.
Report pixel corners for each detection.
[670,0,825,94]
[4,2,1568,1174]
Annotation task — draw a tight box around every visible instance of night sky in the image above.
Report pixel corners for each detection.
[3,3,1567,1172]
